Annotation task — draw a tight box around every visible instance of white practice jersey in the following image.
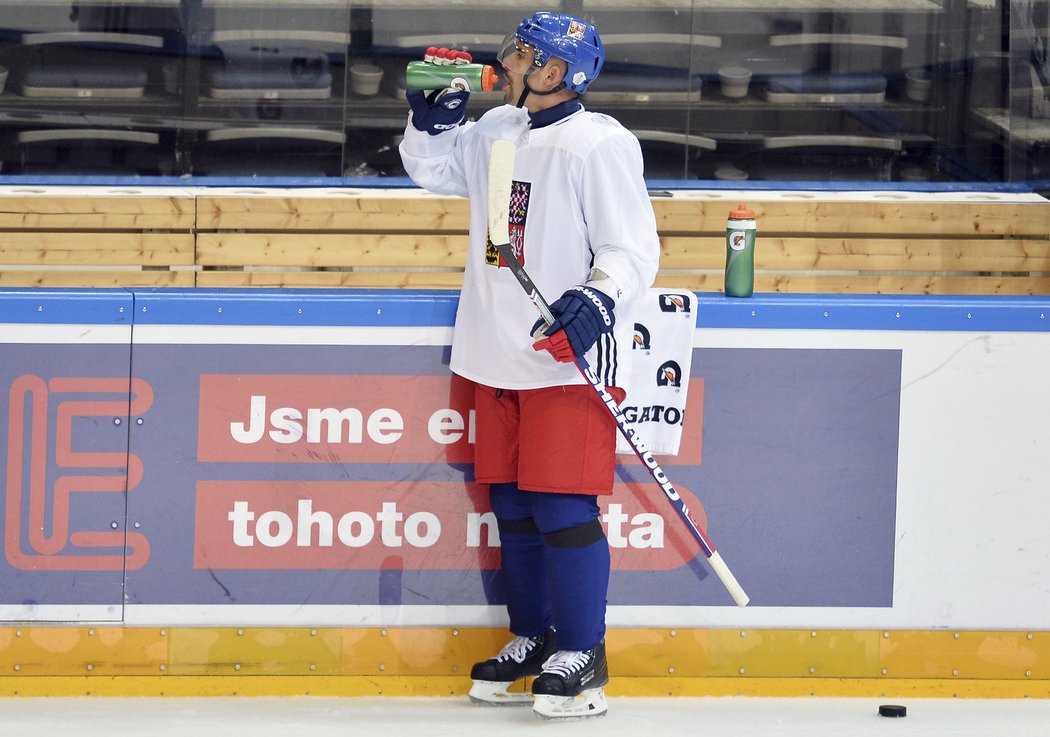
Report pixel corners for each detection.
[400,103,660,390]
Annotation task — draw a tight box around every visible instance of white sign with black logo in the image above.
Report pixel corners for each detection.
[618,289,697,456]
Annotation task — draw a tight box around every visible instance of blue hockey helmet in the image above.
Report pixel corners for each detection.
[499,12,604,94]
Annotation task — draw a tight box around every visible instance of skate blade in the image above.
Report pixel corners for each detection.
[532,688,608,720]
[468,680,534,707]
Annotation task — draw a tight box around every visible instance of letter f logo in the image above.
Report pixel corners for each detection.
[5,376,153,571]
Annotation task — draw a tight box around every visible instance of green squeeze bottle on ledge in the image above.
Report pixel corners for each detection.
[724,203,757,298]
[405,60,498,92]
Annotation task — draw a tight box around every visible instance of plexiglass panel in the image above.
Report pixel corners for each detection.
[0,0,1044,190]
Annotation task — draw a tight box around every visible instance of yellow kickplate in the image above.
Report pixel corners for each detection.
[707,628,881,679]
[167,628,342,676]
[0,627,1046,697]
[879,630,1047,680]
[1,675,1047,699]
[0,627,167,676]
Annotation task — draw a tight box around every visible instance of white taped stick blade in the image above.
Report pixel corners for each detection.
[487,139,515,248]
[707,550,750,607]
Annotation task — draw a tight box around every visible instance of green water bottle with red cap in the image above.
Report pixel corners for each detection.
[724,203,756,297]
[405,47,498,92]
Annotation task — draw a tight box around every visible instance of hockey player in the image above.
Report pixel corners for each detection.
[399,12,660,720]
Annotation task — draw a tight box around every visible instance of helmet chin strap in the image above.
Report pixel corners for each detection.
[515,75,566,108]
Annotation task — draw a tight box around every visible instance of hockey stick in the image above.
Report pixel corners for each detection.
[487,139,749,607]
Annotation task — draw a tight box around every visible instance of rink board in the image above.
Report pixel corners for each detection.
[0,290,1048,636]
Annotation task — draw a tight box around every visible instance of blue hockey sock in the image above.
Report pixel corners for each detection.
[489,483,552,637]
[490,484,611,648]
[543,520,610,650]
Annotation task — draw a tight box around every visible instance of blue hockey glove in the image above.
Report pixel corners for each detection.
[532,285,615,362]
[406,88,469,135]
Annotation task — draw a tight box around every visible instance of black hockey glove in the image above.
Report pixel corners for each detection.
[532,286,615,363]
[406,88,470,136]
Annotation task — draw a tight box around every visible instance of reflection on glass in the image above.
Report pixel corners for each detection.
[0,0,1042,189]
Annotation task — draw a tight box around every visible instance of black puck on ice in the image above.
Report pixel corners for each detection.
[878,704,907,718]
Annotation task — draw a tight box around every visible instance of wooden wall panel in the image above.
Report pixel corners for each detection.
[1,189,1046,294]
[0,192,196,288]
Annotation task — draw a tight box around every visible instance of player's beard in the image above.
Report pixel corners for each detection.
[502,71,524,106]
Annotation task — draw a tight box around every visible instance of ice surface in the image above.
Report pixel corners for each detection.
[1,696,1049,736]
